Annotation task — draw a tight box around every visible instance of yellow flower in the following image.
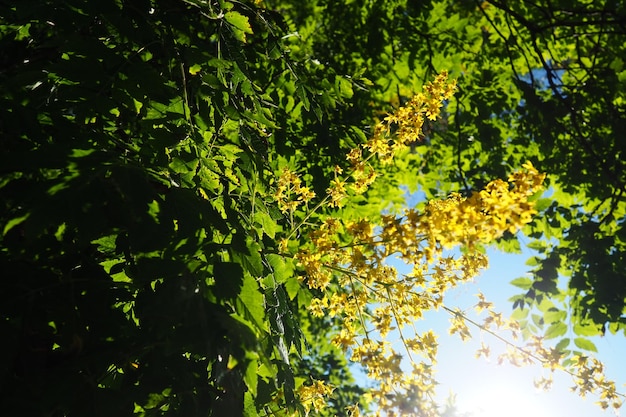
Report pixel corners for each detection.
[297,379,335,415]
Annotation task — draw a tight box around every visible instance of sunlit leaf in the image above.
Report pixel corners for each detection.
[573,337,598,353]
[224,11,253,43]
[544,322,567,339]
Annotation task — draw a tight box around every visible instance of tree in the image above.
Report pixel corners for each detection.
[470,0,626,347]
[0,1,344,415]
[1,1,623,416]
[273,0,626,374]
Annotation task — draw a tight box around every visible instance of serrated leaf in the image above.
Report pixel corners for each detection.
[224,11,253,43]
[237,272,265,329]
[254,211,278,239]
[243,391,257,417]
[267,253,294,284]
[544,321,567,339]
[573,337,597,352]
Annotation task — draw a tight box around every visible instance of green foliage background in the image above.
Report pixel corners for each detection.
[2,0,626,415]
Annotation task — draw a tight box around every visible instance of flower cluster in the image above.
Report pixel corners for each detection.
[272,71,620,415]
[296,379,335,416]
[274,72,538,415]
[274,167,316,213]
[419,160,545,252]
[274,167,316,217]
[570,355,622,410]
[324,71,456,208]
[294,164,544,415]
[367,70,457,164]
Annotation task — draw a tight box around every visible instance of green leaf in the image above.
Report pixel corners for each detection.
[536,298,556,313]
[573,323,601,336]
[170,156,199,174]
[253,211,278,239]
[244,238,264,277]
[533,198,553,212]
[510,305,529,320]
[525,256,540,266]
[284,276,301,300]
[544,322,567,339]
[267,253,294,284]
[510,276,532,290]
[243,391,258,417]
[555,337,570,352]
[237,272,265,329]
[189,64,202,75]
[244,355,259,397]
[3,214,29,236]
[573,337,598,352]
[526,239,547,251]
[544,308,567,324]
[224,11,253,43]
[335,75,353,99]
[608,322,622,335]
[296,84,310,111]
[531,313,544,327]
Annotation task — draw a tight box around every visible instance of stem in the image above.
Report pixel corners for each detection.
[285,152,378,242]
[384,287,415,364]
[346,274,372,341]
[439,303,626,400]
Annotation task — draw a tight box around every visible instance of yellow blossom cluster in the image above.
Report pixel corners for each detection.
[365,70,456,164]
[272,72,543,415]
[296,379,335,416]
[273,71,621,415]
[322,71,457,209]
[274,167,316,215]
[286,163,546,416]
[275,72,455,214]
[570,355,622,410]
[419,161,546,252]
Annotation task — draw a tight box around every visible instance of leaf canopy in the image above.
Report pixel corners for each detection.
[2,0,626,415]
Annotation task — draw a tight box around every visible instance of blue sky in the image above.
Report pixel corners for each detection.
[354,241,626,416]
[383,179,626,415]
[427,246,626,416]
[352,186,625,416]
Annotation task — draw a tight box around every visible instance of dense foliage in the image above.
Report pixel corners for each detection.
[0,1,356,415]
[2,0,625,416]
